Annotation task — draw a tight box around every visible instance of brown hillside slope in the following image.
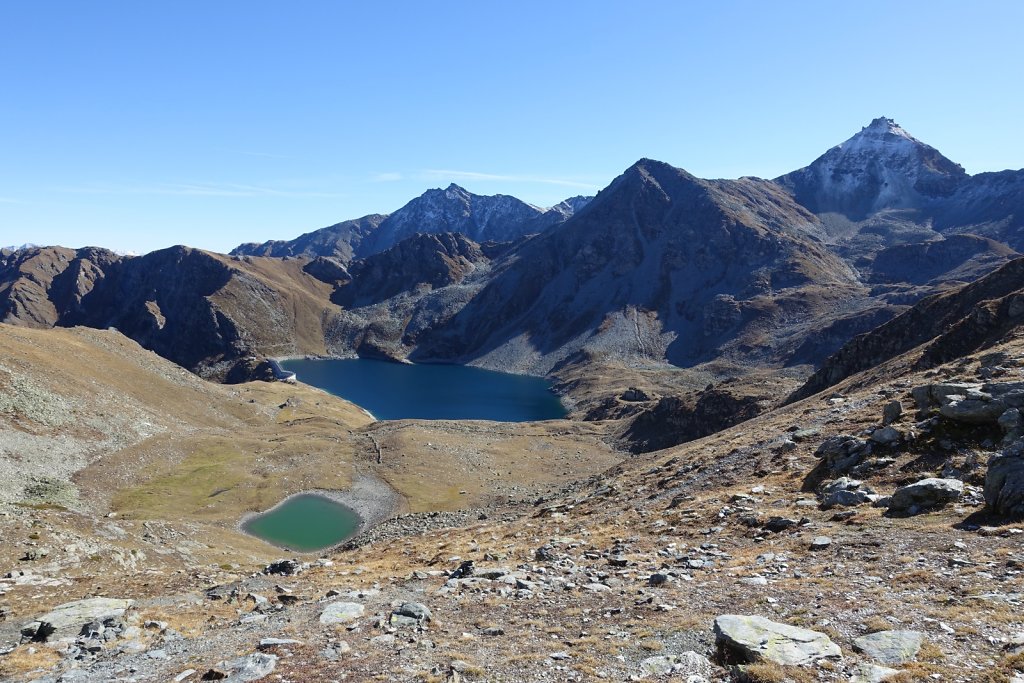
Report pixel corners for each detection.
[790,256,1024,402]
[0,246,346,379]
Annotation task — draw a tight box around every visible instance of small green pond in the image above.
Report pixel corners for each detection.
[242,493,361,552]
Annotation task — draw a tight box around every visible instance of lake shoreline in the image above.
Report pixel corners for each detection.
[238,474,403,554]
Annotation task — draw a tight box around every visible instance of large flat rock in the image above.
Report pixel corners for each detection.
[714,614,842,665]
[22,597,134,642]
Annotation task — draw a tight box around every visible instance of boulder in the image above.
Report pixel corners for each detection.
[810,536,832,551]
[264,559,302,576]
[821,477,876,509]
[850,663,900,683]
[815,435,870,474]
[999,408,1024,442]
[391,602,432,627]
[22,597,134,642]
[912,382,987,413]
[258,638,303,649]
[319,602,365,625]
[214,653,278,682]
[638,651,712,680]
[852,630,924,665]
[888,478,963,514]
[940,398,1006,423]
[882,400,903,425]
[713,614,842,665]
[823,488,872,508]
[870,426,902,445]
[986,442,1024,517]
[622,387,651,402]
[762,517,801,533]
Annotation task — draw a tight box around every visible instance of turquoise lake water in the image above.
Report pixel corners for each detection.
[242,493,361,552]
[280,358,567,421]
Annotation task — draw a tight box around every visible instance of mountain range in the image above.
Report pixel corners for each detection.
[231,185,593,263]
[2,117,1022,394]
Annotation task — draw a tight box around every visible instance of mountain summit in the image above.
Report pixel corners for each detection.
[776,116,967,219]
[233,185,593,262]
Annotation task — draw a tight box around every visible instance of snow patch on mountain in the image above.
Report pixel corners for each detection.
[776,117,966,219]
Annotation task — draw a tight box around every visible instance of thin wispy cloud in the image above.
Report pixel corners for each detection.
[56,182,343,199]
[420,169,600,190]
[235,150,291,159]
[371,172,403,182]
[0,197,22,204]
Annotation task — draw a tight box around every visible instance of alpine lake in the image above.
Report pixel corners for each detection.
[242,358,567,552]
[279,357,567,421]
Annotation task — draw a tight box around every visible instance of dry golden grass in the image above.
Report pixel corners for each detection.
[0,645,63,680]
[736,662,818,683]
[370,419,620,513]
[863,616,893,633]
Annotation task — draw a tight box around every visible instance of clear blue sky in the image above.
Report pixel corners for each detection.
[2,1,1022,255]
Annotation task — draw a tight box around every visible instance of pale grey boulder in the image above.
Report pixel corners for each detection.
[319,601,365,625]
[853,630,923,665]
[215,653,278,682]
[888,478,963,514]
[638,651,712,679]
[940,398,1006,423]
[850,662,901,683]
[821,476,876,508]
[713,614,841,665]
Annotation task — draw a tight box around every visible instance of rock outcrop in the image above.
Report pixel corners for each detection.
[21,598,134,643]
[623,386,767,454]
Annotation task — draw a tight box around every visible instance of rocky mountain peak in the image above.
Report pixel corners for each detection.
[776,117,967,219]
[862,115,914,137]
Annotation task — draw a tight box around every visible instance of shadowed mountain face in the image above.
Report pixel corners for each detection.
[790,257,1024,402]
[231,185,592,263]
[867,234,1018,286]
[334,233,488,308]
[935,169,1024,249]
[411,159,862,372]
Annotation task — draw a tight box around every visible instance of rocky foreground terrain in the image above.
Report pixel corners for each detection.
[2,248,1024,682]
